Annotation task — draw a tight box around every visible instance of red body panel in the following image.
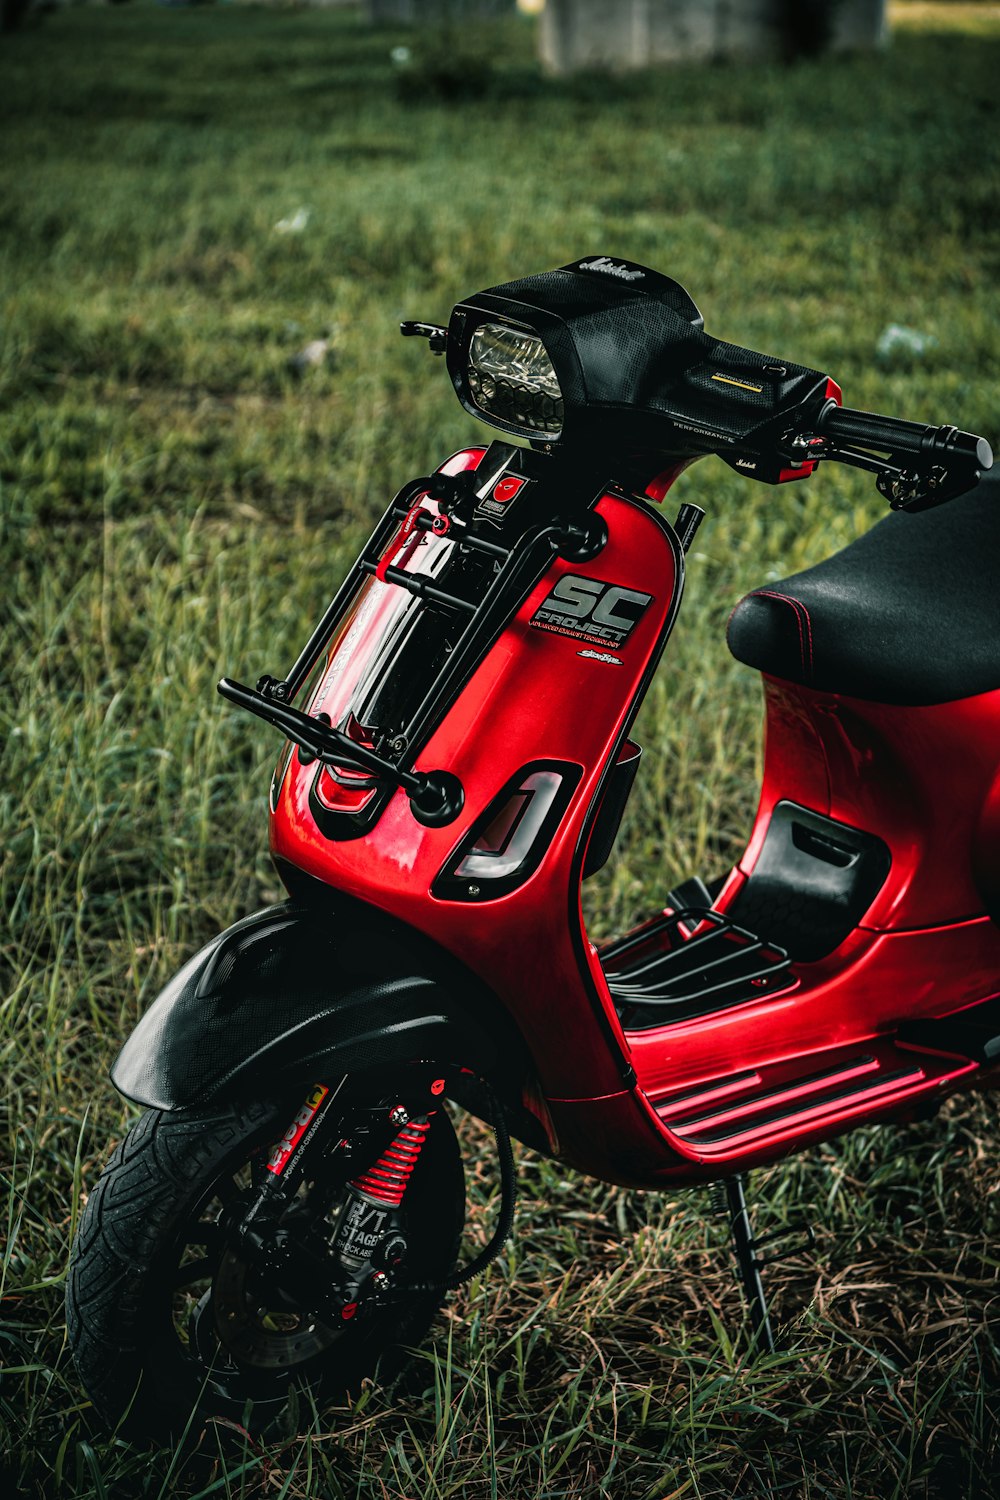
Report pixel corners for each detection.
[629,917,1000,1100]
[270,447,1000,1190]
[272,458,682,1104]
[740,677,1000,930]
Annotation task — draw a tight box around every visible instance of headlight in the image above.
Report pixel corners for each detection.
[466,322,564,437]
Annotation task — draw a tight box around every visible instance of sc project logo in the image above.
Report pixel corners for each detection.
[531,575,653,648]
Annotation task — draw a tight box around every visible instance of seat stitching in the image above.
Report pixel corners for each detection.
[761,588,809,678]
[750,590,813,677]
[796,599,815,674]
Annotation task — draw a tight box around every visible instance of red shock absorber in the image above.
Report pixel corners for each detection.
[349,1117,432,1208]
[332,1116,433,1291]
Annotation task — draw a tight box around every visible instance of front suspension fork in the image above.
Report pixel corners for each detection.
[229,1075,447,1324]
[229,1068,517,1326]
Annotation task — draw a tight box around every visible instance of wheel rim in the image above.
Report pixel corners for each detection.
[157,1092,463,1412]
[167,1132,348,1399]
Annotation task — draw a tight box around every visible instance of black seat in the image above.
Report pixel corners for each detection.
[727,472,1000,704]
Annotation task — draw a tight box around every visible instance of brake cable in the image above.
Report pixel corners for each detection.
[401,1079,517,1299]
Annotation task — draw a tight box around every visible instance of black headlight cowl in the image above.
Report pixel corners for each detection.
[446,257,831,467]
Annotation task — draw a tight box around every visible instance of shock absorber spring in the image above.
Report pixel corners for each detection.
[349,1118,432,1207]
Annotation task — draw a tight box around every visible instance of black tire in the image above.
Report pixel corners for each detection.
[66,1086,464,1440]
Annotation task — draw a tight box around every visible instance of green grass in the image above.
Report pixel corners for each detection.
[2,3,1000,1496]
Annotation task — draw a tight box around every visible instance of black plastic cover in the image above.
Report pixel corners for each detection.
[728,801,891,962]
[111,894,526,1111]
[583,741,641,879]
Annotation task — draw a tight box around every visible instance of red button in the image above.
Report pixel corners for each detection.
[492,476,525,504]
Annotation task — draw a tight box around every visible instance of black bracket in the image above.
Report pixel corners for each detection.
[400,320,448,355]
[874,458,974,512]
[256,673,292,703]
[425,468,479,523]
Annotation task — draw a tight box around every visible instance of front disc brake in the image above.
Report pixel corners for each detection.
[212,1246,340,1369]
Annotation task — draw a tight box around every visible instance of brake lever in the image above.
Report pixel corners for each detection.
[786,433,978,513]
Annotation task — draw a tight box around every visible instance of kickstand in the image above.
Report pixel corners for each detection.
[711,1173,814,1355]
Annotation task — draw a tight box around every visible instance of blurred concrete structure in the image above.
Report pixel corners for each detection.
[540,0,888,74]
[367,0,515,19]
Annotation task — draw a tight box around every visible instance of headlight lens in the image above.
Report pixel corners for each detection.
[466,322,564,436]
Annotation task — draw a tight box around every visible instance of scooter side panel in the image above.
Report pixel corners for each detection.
[271,488,684,1104]
[741,677,1000,931]
[628,913,1000,1098]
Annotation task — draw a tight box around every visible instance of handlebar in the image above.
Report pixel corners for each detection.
[817,401,993,471]
[811,400,993,511]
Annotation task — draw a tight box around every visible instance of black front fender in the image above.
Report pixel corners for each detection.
[112,896,527,1115]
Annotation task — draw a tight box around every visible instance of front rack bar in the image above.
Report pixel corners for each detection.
[276,477,436,702]
[243,454,577,836]
[217,677,464,828]
[400,507,512,560]
[276,476,515,705]
[358,559,477,614]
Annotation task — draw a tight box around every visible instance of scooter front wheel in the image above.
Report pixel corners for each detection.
[65,1085,465,1440]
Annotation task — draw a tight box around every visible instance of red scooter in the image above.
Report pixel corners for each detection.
[67,256,998,1438]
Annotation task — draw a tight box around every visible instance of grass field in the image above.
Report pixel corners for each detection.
[2,3,1000,1496]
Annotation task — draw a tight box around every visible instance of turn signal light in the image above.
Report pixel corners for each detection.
[433,761,581,902]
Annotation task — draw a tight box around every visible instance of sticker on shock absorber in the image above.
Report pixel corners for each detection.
[333,1196,392,1265]
[266,1083,330,1175]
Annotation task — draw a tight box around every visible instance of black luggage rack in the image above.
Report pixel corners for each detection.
[218,460,574,830]
[602,907,796,1029]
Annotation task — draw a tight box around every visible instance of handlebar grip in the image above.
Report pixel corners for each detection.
[819,402,993,472]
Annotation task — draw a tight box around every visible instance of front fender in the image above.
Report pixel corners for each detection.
[112,896,526,1115]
